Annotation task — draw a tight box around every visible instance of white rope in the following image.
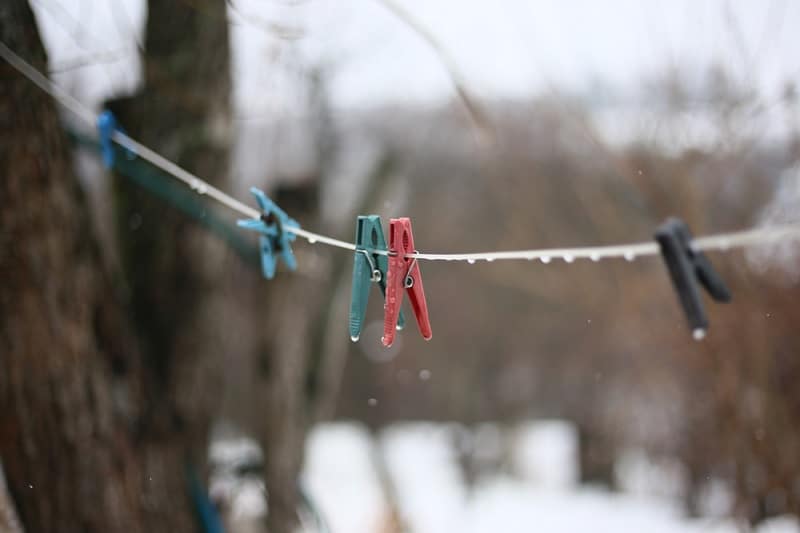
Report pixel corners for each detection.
[4,40,800,264]
[0,41,348,249]
[0,41,95,124]
[409,225,800,262]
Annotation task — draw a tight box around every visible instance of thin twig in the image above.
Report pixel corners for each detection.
[373,0,493,143]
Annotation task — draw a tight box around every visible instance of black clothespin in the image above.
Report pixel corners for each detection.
[654,217,731,340]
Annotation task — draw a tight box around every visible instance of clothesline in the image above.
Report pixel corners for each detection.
[3,40,800,264]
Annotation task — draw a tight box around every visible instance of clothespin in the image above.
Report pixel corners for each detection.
[382,217,432,347]
[654,217,731,340]
[237,187,299,279]
[97,110,134,168]
[349,216,405,342]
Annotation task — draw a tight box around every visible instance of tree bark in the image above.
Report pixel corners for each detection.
[0,2,183,530]
[105,0,235,518]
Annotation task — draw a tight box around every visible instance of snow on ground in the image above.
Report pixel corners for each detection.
[381,423,469,533]
[301,421,800,533]
[302,423,385,533]
[465,480,733,533]
[511,420,578,489]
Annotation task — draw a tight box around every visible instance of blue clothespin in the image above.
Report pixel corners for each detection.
[237,187,299,279]
[186,464,224,533]
[97,110,134,168]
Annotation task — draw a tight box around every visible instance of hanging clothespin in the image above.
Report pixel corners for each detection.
[654,217,731,340]
[349,216,405,342]
[97,110,134,168]
[237,187,299,280]
[382,217,432,347]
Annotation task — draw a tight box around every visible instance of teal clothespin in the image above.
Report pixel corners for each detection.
[349,215,404,342]
[237,187,298,279]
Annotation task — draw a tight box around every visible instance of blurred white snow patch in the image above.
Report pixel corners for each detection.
[228,481,268,521]
[614,448,688,501]
[381,423,468,533]
[453,422,509,481]
[208,434,267,533]
[302,422,384,533]
[511,420,578,489]
[471,423,506,465]
[746,164,800,285]
[209,436,264,469]
[695,478,734,518]
[466,479,734,533]
[758,515,800,533]
[299,421,798,533]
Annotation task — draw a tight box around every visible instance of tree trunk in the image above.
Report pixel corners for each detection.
[105,0,235,515]
[0,2,187,530]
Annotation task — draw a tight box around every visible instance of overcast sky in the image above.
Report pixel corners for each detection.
[32,0,800,114]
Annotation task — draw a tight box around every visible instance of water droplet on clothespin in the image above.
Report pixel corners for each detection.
[564,254,574,263]
[196,183,208,195]
[624,251,636,262]
[350,335,360,342]
[308,237,317,244]
[486,257,495,262]
[590,253,600,262]
[467,259,476,264]
[540,256,551,264]
[692,328,706,341]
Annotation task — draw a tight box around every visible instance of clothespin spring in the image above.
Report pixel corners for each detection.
[357,248,382,282]
[404,252,419,288]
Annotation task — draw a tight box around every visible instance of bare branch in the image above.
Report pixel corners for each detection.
[374,0,494,144]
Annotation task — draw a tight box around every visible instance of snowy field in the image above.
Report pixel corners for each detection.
[300,421,799,533]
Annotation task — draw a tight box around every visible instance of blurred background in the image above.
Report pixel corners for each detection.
[2,1,800,532]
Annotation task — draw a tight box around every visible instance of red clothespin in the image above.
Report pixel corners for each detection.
[382,217,433,347]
